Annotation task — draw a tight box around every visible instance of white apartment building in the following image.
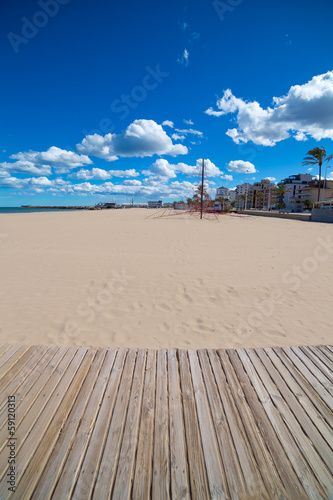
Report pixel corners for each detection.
[235,183,253,209]
[229,190,236,202]
[280,174,314,204]
[215,186,231,199]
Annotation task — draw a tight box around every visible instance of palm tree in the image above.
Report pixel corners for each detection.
[193,184,211,206]
[215,196,226,211]
[240,193,247,209]
[274,184,290,209]
[255,191,264,209]
[303,198,313,210]
[302,146,333,202]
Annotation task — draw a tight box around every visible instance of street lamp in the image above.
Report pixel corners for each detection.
[245,169,249,210]
[322,165,331,201]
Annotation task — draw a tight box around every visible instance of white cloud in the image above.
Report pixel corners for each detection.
[162,120,174,128]
[11,146,92,172]
[144,158,222,178]
[171,134,185,141]
[327,172,333,180]
[122,179,142,186]
[205,107,225,117]
[0,161,51,176]
[175,128,203,136]
[0,175,53,189]
[183,119,194,125]
[227,160,257,174]
[221,174,233,181]
[178,49,189,66]
[30,176,53,186]
[77,119,188,161]
[72,168,139,180]
[146,159,177,178]
[264,177,276,182]
[206,71,333,145]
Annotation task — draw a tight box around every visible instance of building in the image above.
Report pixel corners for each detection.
[298,180,333,204]
[235,183,253,209]
[229,190,236,202]
[280,174,314,205]
[95,202,117,209]
[215,186,237,207]
[215,186,230,200]
[252,179,279,209]
[147,200,163,208]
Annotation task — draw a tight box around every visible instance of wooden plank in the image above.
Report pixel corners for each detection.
[132,350,156,500]
[265,348,333,447]
[178,350,210,499]
[0,348,87,486]
[0,344,12,359]
[218,349,280,498]
[292,347,333,396]
[282,347,333,411]
[152,349,170,500]
[188,350,228,499]
[91,349,137,499]
[0,345,31,378]
[0,344,332,499]
[208,350,262,495]
[0,347,65,433]
[258,348,333,467]
[273,347,333,430]
[112,350,146,500]
[0,346,42,393]
[237,348,327,499]
[0,345,23,370]
[0,347,74,464]
[72,349,127,500]
[0,345,51,419]
[246,348,333,497]
[11,348,97,499]
[303,346,333,383]
[227,348,306,499]
[199,350,247,499]
[32,348,111,499]
[319,346,333,364]
[167,350,189,500]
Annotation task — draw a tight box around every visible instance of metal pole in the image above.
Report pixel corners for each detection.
[245,169,249,210]
[322,165,331,201]
[200,158,204,219]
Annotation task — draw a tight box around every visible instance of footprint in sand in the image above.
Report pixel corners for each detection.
[155,302,173,312]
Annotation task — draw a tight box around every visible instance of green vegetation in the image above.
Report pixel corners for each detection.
[302,146,333,202]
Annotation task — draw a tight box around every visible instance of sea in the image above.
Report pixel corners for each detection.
[0,207,79,214]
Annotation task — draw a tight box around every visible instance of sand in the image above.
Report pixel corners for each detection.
[0,208,332,349]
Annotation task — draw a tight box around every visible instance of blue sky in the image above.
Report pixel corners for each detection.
[1,0,333,205]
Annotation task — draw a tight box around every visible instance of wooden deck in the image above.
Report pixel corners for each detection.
[0,344,332,499]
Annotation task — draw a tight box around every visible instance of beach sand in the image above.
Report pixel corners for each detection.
[0,208,332,349]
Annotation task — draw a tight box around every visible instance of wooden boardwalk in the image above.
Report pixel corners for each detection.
[0,344,332,499]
